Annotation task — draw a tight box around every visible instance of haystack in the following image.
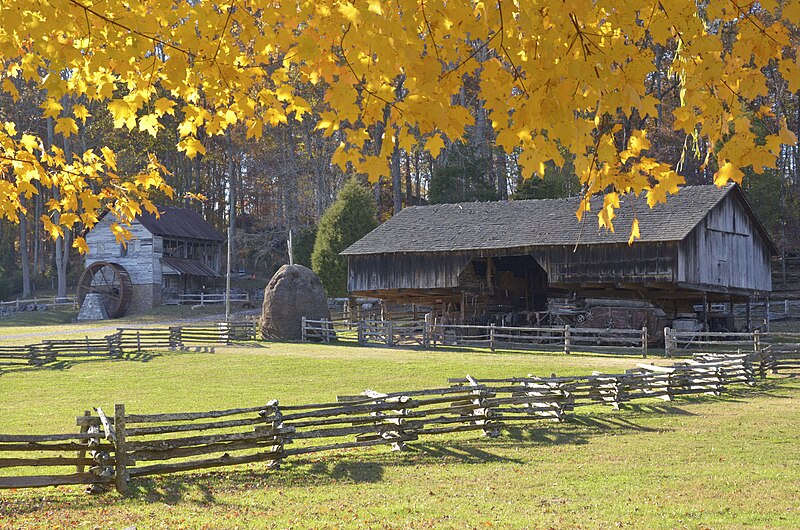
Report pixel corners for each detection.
[260,264,331,340]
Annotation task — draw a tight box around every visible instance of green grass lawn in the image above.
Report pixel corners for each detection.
[0,341,797,529]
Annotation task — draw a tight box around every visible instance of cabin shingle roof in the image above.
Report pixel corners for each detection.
[343,184,751,255]
[137,206,224,242]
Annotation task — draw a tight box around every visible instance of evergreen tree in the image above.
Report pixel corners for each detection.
[311,179,378,297]
[292,225,318,269]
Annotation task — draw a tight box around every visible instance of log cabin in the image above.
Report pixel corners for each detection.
[84,206,224,312]
[342,184,777,329]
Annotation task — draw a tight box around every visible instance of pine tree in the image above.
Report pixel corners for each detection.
[311,179,378,297]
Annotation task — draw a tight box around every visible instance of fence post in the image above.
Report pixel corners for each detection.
[664,327,672,358]
[387,321,394,347]
[324,318,331,344]
[564,325,571,355]
[136,331,141,353]
[467,375,500,438]
[490,323,496,352]
[301,317,307,342]
[266,399,284,469]
[113,404,129,494]
[357,320,365,346]
[753,329,761,353]
[76,410,92,473]
[423,313,431,348]
[641,326,648,358]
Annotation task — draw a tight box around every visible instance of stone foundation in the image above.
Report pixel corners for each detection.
[128,283,161,313]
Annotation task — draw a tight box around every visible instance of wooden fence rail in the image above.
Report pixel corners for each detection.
[0,351,774,493]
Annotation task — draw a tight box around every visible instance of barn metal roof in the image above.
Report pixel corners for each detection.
[137,206,224,242]
[342,184,776,255]
[161,257,222,277]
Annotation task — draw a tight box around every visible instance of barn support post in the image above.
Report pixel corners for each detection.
[423,313,432,348]
[664,327,672,358]
[765,294,770,331]
[746,298,752,331]
[641,326,648,358]
[702,291,709,332]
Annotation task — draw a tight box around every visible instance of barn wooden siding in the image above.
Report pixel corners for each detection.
[677,193,772,292]
[347,252,473,292]
[532,242,679,286]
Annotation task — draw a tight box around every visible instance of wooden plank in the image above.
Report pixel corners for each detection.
[125,428,291,452]
[128,449,283,478]
[0,433,104,442]
[95,407,116,442]
[126,416,271,436]
[114,404,129,495]
[0,473,112,489]
[0,456,109,467]
[0,442,115,452]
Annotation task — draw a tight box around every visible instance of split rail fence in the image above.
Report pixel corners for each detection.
[304,318,800,368]
[302,318,650,356]
[0,321,257,368]
[2,349,791,494]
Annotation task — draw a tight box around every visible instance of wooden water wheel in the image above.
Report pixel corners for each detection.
[77,262,133,318]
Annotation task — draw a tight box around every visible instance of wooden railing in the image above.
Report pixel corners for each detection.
[0,353,771,493]
[0,295,78,311]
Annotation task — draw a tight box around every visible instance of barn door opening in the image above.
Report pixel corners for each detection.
[457,255,548,325]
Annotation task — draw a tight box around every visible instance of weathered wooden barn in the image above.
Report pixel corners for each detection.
[84,206,224,312]
[342,184,776,327]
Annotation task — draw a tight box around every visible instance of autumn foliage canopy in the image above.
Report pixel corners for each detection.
[0,0,798,248]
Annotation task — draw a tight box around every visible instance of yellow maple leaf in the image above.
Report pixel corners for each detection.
[72,236,89,254]
[40,98,63,119]
[138,113,161,137]
[628,218,640,245]
[338,2,361,25]
[108,99,136,130]
[54,117,79,138]
[19,134,38,152]
[367,0,383,16]
[73,104,90,122]
[178,137,206,159]
[40,215,64,240]
[154,97,176,117]
[713,161,743,186]
[425,135,445,158]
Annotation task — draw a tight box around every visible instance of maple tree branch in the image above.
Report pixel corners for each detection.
[419,1,442,64]
[338,24,403,114]
[213,5,235,62]
[730,0,786,48]
[68,0,195,59]
[497,0,529,97]
[440,32,501,80]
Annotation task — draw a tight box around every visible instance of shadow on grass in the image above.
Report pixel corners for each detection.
[0,352,162,377]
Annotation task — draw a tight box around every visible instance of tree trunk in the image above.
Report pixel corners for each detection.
[391,143,402,214]
[20,201,32,298]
